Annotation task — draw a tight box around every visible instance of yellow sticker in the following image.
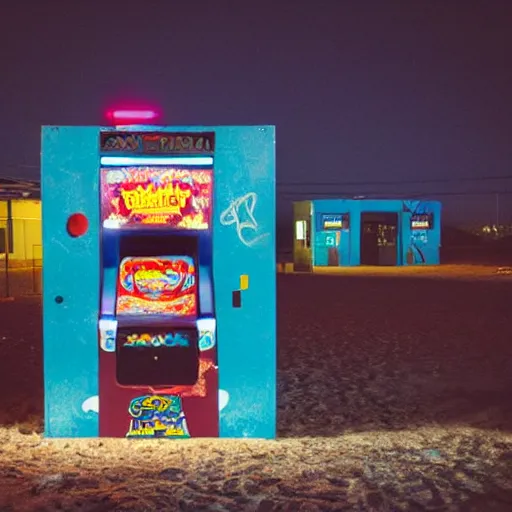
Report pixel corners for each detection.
[240,274,249,290]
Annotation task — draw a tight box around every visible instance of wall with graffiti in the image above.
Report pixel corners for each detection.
[293,198,441,268]
[42,125,276,440]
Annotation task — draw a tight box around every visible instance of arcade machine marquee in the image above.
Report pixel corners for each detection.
[42,113,276,439]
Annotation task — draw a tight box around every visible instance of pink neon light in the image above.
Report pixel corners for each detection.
[110,109,158,121]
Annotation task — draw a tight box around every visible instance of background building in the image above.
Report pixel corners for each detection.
[293,198,441,271]
[0,178,41,268]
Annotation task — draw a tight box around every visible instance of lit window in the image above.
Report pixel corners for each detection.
[296,220,306,241]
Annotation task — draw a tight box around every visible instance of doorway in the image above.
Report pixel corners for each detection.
[327,246,339,266]
[360,212,398,265]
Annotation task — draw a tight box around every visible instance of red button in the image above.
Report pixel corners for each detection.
[67,213,89,237]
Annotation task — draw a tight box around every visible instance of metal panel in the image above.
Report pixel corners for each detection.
[41,126,100,437]
[213,126,276,438]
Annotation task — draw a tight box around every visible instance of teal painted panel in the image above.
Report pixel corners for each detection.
[401,211,413,265]
[348,202,361,265]
[312,199,361,266]
[313,230,349,266]
[405,200,442,265]
[213,126,276,439]
[42,124,276,439]
[314,233,329,266]
[42,126,100,437]
[310,199,441,266]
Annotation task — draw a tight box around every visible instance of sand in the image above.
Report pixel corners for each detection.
[0,266,511,511]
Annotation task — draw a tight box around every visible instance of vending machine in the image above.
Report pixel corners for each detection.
[42,117,276,439]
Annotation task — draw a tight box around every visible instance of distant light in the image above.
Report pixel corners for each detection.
[106,109,159,125]
[100,156,214,166]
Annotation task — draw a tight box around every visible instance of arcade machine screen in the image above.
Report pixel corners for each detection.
[101,166,211,230]
[100,166,212,387]
[116,255,197,317]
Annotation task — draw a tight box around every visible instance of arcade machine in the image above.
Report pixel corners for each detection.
[99,156,217,438]
[42,110,276,439]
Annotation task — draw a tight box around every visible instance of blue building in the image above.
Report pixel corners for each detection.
[293,198,441,270]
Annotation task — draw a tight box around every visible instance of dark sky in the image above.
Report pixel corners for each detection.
[1,1,511,225]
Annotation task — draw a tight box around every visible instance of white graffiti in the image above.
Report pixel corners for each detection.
[82,395,99,414]
[219,389,229,412]
[219,192,269,247]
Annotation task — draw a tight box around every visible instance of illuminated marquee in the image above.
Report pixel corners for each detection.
[121,182,191,216]
[101,167,212,229]
[100,131,215,154]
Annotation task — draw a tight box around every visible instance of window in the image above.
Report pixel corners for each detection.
[411,213,433,230]
[296,220,306,241]
[0,226,13,254]
[295,220,310,248]
[321,213,349,230]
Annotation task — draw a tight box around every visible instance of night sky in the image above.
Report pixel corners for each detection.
[1,1,511,225]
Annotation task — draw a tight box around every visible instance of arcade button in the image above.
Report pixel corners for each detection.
[67,213,89,237]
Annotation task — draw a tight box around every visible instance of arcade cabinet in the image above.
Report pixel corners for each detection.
[42,113,276,439]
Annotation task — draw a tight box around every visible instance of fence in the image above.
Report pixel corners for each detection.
[0,217,42,298]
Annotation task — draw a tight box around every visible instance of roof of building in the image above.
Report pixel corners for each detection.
[0,178,40,200]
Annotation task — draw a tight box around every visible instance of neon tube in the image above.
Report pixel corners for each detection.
[100,156,213,166]
[110,109,157,121]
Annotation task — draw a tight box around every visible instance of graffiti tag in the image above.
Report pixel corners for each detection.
[220,192,269,247]
[82,395,99,414]
[126,395,190,438]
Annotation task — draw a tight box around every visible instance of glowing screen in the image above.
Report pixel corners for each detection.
[116,256,197,316]
[101,167,212,229]
[123,331,191,348]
